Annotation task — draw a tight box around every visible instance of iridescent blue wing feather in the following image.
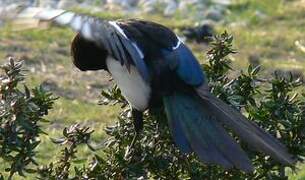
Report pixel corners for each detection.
[172,43,205,86]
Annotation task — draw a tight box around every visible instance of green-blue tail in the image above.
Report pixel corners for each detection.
[163,91,253,172]
[163,89,295,172]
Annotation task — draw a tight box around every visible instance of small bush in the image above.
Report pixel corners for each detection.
[0,58,57,179]
[0,32,304,179]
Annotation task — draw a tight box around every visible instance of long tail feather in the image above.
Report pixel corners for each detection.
[163,91,254,172]
[196,85,296,166]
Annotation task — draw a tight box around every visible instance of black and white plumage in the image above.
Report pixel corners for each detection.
[14,8,296,172]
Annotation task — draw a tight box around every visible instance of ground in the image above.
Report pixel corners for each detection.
[0,0,304,179]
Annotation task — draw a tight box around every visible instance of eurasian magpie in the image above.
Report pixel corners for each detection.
[14,8,295,172]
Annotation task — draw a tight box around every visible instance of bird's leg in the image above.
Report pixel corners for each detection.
[132,109,143,133]
[124,109,143,160]
[130,109,143,147]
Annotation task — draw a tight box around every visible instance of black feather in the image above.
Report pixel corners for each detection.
[196,85,296,166]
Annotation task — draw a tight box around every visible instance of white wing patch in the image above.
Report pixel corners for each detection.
[173,35,182,50]
[54,12,93,40]
[131,42,144,59]
[109,21,144,59]
[109,21,128,38]
[54,12,75,25]
[81,20,93,40]
[70,15,83,31]
[106,57,151,111]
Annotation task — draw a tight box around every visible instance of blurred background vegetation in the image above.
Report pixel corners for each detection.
[0,0,304,179]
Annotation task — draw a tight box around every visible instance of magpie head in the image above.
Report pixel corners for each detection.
[71,33,108,71]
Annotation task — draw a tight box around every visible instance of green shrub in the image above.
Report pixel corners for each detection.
[0,58,57,179]
[1,32,304,179]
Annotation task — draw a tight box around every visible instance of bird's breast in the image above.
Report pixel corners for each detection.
[106,57,151,111]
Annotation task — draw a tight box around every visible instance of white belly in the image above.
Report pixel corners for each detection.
[106,57,151,111]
